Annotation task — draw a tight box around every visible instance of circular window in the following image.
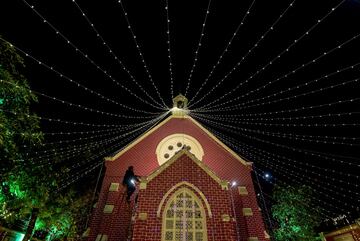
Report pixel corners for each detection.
[156,134,204,166]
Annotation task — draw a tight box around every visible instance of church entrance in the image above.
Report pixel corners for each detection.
[162,187,208,241]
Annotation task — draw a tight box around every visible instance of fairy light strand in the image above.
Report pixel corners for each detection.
[193,113,359,146]
[165,0,175,99]
[223,134,355,213]
[184,0,212,96]
[191,0,346,109]
[201,62,360,111]
[189,0,256,104]
[206,112,360,130]
[193,96,360,115]
[23,113,165,158]
[55,113,167,191]
[217,131,360,194]
[210,129,358,211]
[1,79,164,120]
[70,0,165,109]
[30,125,145,168]
[117,0,167,107]
[25,129,141,170]
[253,166,347,217]
[191,113,360,167]
[189,0,297,107]
[192,111,360,128]
[22,0,163,110]
[199,77,360,113]
[0,37,164,114]
[213,128,359,183]
[22,112,167,168]
[199,33,360,111]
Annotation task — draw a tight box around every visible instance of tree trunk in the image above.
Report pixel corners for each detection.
[22,207,39,241]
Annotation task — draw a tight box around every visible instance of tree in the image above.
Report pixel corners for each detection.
[0,39,95,240]
[0,38,43,172]
[272,185,322,241]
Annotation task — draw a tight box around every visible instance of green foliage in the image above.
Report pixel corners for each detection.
[34,190,93,240]
[0,38,43,170]
[272,185,322,241]
[0,38,94,240]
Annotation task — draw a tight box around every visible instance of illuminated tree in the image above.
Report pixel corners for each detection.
[0,39,43,171]
[272,185,321,241]
[0,40,94,240]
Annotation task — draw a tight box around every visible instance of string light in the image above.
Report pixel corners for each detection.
[254,157,358,209]
[217,131,353,217]
[0,38,165,115]
[192,114,360,167]
[21,1,163,110]
[192,112,360,128]
[201,65,360,111]
[193,113,359,146]
[199,36,360,111]
[253,166,347,217]
[208,112,360,127]
[189,0,256,103]
[223,134,360,197]
[28,120,159,147]
[18,115,159,171]
[253,181,333,219]
[2,0,357,218]
[193,96,360,115]
[24,111,169,169]
[209,127,359,181]
[189,0,297,107]
[164,0,175,99]
[55,114,166,192]
[33,88,167,119]
[191,0,347,109]
[211,130,358,211]
[117,0,167,107]
[70,0,165,109]
[23,113,166,160]
[20,112,168,163]
[25,129,141,170]
[41,126,144,170]
[184,0,212,96]
[27,133,125,162]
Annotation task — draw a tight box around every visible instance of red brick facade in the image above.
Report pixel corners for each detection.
[87,115,269,241]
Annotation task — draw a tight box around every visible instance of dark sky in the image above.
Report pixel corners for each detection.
[1,0,360,225]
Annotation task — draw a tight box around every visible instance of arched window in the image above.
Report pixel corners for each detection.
[162,187,208,241]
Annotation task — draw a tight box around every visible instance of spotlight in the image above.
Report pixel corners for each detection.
[231,181,237,187]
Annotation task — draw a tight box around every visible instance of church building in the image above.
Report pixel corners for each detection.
[87,95,270,241]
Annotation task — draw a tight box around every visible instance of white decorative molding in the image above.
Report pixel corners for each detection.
[155,133,204,165]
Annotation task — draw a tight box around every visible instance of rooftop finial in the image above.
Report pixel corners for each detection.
[171,94,188,116]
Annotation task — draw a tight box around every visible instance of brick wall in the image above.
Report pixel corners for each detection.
[132,154,237,241]
[88,117,269,241]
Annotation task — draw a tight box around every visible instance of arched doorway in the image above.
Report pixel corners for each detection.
[162,187,208,241]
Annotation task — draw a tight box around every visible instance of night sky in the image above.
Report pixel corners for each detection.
[1,0,360,227]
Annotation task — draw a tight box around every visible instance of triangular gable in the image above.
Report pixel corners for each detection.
[142,149,228,190]
[105,114,251,167]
